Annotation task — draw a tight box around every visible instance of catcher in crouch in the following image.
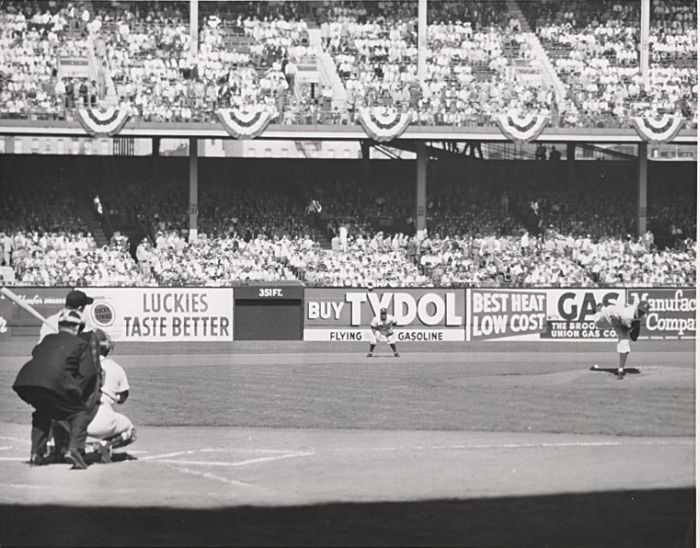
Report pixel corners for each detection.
[367,307,400,358]
[595,299,651,379]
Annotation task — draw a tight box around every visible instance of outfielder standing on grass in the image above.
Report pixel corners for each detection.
[595,299,651,379]
[367,307,400,358]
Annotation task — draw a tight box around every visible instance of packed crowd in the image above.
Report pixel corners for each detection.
[528,0,697,126]
[0,1,98,119]
[327,0,553,124]
[2,1,694,126]
[100,1,304,122]
[2,161,696,288]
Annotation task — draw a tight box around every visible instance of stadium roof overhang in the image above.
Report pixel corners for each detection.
[0,120,696,144]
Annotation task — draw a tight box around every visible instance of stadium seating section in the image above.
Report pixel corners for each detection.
[0,2,695,288]
[0,157,695,288]
[0,0,695,126]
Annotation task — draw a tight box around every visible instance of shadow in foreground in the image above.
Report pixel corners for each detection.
[1,488,694,547]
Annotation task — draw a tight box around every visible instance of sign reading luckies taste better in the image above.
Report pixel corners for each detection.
[304,289,465,341]
[88,288,234,341]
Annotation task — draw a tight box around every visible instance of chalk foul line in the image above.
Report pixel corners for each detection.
[164,463,282,494]
[153,451,315,467]
[362,440,694,452]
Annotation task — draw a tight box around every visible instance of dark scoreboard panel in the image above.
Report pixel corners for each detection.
[233,285,303,340]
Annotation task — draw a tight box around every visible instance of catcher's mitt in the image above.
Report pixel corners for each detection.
[629,320,641,342]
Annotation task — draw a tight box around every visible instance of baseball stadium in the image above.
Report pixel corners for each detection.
[0,0,696,546]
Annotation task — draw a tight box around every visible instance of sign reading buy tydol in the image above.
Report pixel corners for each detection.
[304,289,465,341]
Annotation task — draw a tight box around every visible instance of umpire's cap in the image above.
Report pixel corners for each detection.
[57,309,83,327]
[380,307,388,314]
[65,290,94,309]
[637,300,651,314]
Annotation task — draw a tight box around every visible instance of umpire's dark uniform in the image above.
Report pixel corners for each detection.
[13,331,97,459]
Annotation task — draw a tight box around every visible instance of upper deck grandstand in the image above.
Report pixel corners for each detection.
[0,0,695,127]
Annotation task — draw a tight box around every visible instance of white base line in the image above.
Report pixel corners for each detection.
[364,440,695,452]
[154,452,314,467]
[165,464,277,493]
[0,457,27,461]
[140,448,218,461]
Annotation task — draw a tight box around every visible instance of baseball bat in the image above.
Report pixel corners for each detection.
[0,286,58,332]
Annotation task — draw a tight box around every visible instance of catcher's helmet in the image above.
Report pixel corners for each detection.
[93,329,114,357]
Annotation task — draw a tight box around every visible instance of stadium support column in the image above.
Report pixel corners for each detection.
[189,138,198,242]
[636,143,648,237]
[189,0,198,58]
[361,140,371,184]
[416,142,427,238]
[417,0,427,82]
[416,0,427,239]
[640,0,650,83]
[567,143,576,185]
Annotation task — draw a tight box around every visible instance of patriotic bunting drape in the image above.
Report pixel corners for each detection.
[358,108,411,142]
[77,107,130,137]
[630,115,685,144]
[493,114,549,143]
[216,107,278,139]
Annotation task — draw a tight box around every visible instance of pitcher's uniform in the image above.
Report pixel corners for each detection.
[595,302,637,354]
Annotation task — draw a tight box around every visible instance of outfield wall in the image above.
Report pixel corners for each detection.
[0,286,694,343]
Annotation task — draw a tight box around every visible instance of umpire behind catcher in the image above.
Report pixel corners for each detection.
[13,309,99,469]
[39,289,94,344]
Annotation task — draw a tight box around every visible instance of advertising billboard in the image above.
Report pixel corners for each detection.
[467,288,626,341]
[88,288,234,341]
[304,288,466,341]
[627,288,695,339]
[0,287,66,339]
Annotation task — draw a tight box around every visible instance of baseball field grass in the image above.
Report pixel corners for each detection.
[0,339,694,546]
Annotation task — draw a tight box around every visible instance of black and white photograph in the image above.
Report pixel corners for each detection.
[0,0,695,545]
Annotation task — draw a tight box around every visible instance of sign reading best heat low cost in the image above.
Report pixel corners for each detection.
[88,288,233,341]
[468,288,625,341]
[471,290,546,339]
[304,289,465,341]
